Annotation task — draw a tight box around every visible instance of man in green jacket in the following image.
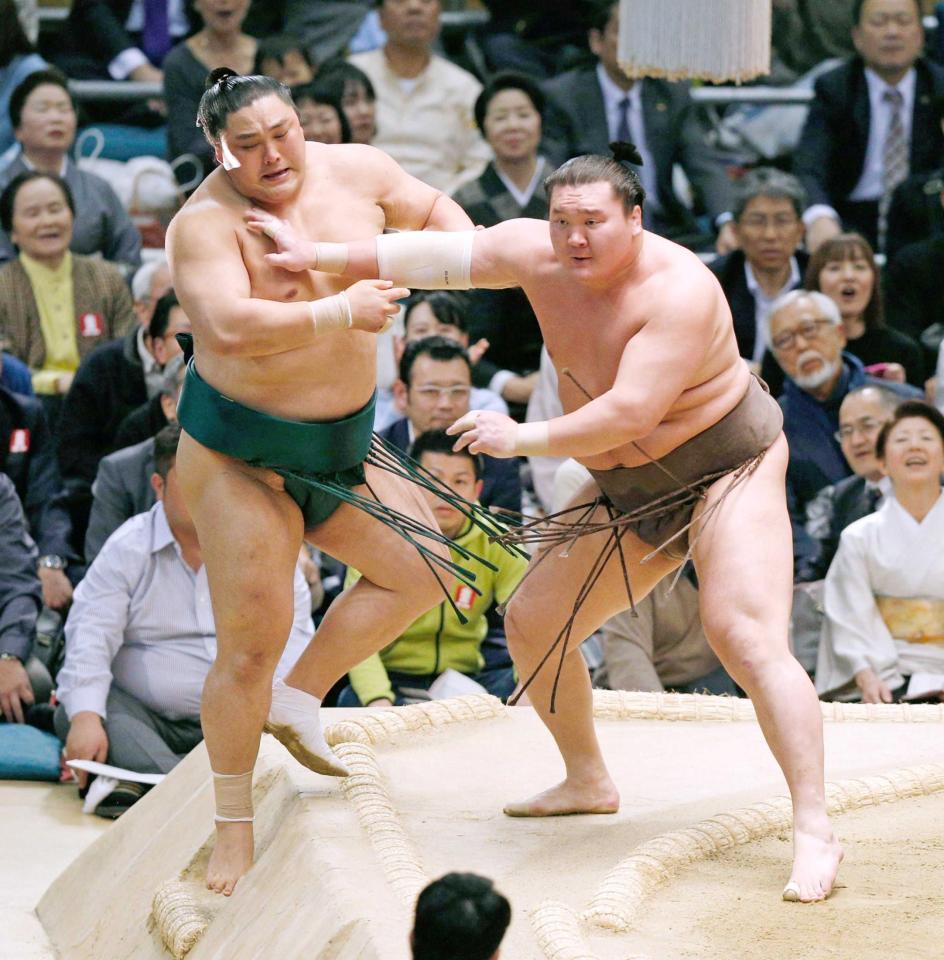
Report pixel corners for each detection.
[340,430,527,707]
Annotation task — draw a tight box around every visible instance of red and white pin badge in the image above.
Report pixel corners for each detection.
[78,312,104,337]
[454,584,476,611]
[9,428,30,453]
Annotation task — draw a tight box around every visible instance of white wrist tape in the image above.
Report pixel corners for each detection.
[514,421,550,456]
[311,243,348,274]
[212,770,254,823]
[376,230,475,288]
[310,292,353,334]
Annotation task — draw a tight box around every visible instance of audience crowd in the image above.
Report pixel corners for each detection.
[1,1,943,921]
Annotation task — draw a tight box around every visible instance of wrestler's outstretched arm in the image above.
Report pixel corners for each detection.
[168,205,409,357]
[450,271,722,460]
[243,208,534,292]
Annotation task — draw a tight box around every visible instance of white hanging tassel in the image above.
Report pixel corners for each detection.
[618,0,772,84]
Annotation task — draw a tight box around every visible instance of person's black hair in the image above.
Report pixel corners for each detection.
[9,67,74,131]
[0,170,75,235]
[545,146,646,215]
[253,36,315,76]
[291,80,352,143]
[153,422,182,479]
[410,429,483,480]
[473,71,545,135]
[196,68,295,143]
[149,290,180,340]
[587,0,619,34]
[405,291,471,336]
[0,0,35,69]
[399,336,471,385]
[316,59,377,104]
[412,872,511,960]
[852,0,922,26]
[875,400,944,460]
[732,167,807,221]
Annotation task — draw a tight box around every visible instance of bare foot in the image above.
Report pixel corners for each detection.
[782,826,844,903]
[504,776,620,817]
[206,821,254,897]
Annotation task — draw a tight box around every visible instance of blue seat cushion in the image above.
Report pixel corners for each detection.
[0,725,61,781]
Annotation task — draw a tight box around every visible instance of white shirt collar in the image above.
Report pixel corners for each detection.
[863,65,916,114]
[596,62,638,113]
[743,256,801,299]
[20,153,69,177]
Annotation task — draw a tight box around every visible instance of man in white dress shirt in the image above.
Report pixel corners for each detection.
[54,423,313,810]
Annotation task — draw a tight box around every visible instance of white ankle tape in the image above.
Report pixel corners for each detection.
[212,769,254,822]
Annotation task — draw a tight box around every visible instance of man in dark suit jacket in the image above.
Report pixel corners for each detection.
[794,0,944,252]
[541,0,733,243]
[885,165,944,262]
[884,236,944,354]
[382,337,521,515]
[709,167,808,365]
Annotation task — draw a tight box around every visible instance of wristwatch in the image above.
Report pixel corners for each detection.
[0,653,23,663]
[38,555,67,570]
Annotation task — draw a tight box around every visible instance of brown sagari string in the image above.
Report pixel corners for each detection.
[505,369,767,712]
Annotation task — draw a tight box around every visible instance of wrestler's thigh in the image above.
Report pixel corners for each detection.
[691,433,793,662]
[176,431,304,644]
[506,480,680,644]
[305,461,449,592]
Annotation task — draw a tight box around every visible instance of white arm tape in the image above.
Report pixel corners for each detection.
[514,421,550,456]
[310,292,353,334]
[375,230,475,289]
[311,242,349,274]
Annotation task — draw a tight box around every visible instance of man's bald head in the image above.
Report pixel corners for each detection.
[837,385,899,480]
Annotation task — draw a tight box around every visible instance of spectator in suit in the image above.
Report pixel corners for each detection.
[884,235,944,362]
[348,0,491,194]
[0,70,142,273]
[452,72,547,417]
[315,59,377,146]
[709,167,808,369]
[56,289,190,549]
[0,380,76,609]
[541,0,734,243]
[130,257,172,329]
[801,384,899,581]
[0,172,136,411]
[767,290,920,575]
[113,353,183,450]
[0,474,52,723]
[383,337,521,514]
[805,232,924,387]
[0,0,47,163]
[793,0,944,252]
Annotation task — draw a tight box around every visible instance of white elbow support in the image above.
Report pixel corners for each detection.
[311,243,349,275]
[310,292,353,334]
[514,421,550,456]
[376,230,475,289]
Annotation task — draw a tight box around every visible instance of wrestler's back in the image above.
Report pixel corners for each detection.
[524,231,751,470]
[170,144,387,422]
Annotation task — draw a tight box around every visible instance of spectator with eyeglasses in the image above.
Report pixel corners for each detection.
[380,336,522,514]
[767,290,920,577]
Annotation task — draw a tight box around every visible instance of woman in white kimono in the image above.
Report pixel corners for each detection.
[817,401,944,703]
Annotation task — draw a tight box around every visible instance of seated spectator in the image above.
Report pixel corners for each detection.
[339,430,524,707]
[542,0,735,245]
[54,425,313,814]
[383,337,521,514]
[163,1,257,179]
[817,401,944,702]
[130,257,172,329]
[293,81,350,144]
[254,35,315,88]
[0,70,142,273]
[315,59,377,145]
[802,384,900,581]
[793,0,944,253]
[0,474,52,723]
[375,293,506,431]
[884,235,944,374]
[767,290,920,574]
[0,172,135,425]
[601,568,737,696]
[453,72,548,417]
[804,233,924,387]
[0,0,46,163]
[56,289,189,549]
[1,377,76,608]
[412,872,511,960]
[113,355,183,450]
[349,0,491,193]
[709,168,807,369]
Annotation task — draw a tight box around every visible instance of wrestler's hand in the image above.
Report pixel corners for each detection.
[447,409,518,458]
[346,279,410,333]
[65,712,109,789]
[243,208,316,272]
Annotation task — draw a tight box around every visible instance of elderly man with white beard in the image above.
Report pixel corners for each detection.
[767,291,920,577]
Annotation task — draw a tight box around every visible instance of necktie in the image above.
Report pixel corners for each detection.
[141,0,172,65]
[866,485,882,513]
[878,88,909,252]
[616,96,631,144]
